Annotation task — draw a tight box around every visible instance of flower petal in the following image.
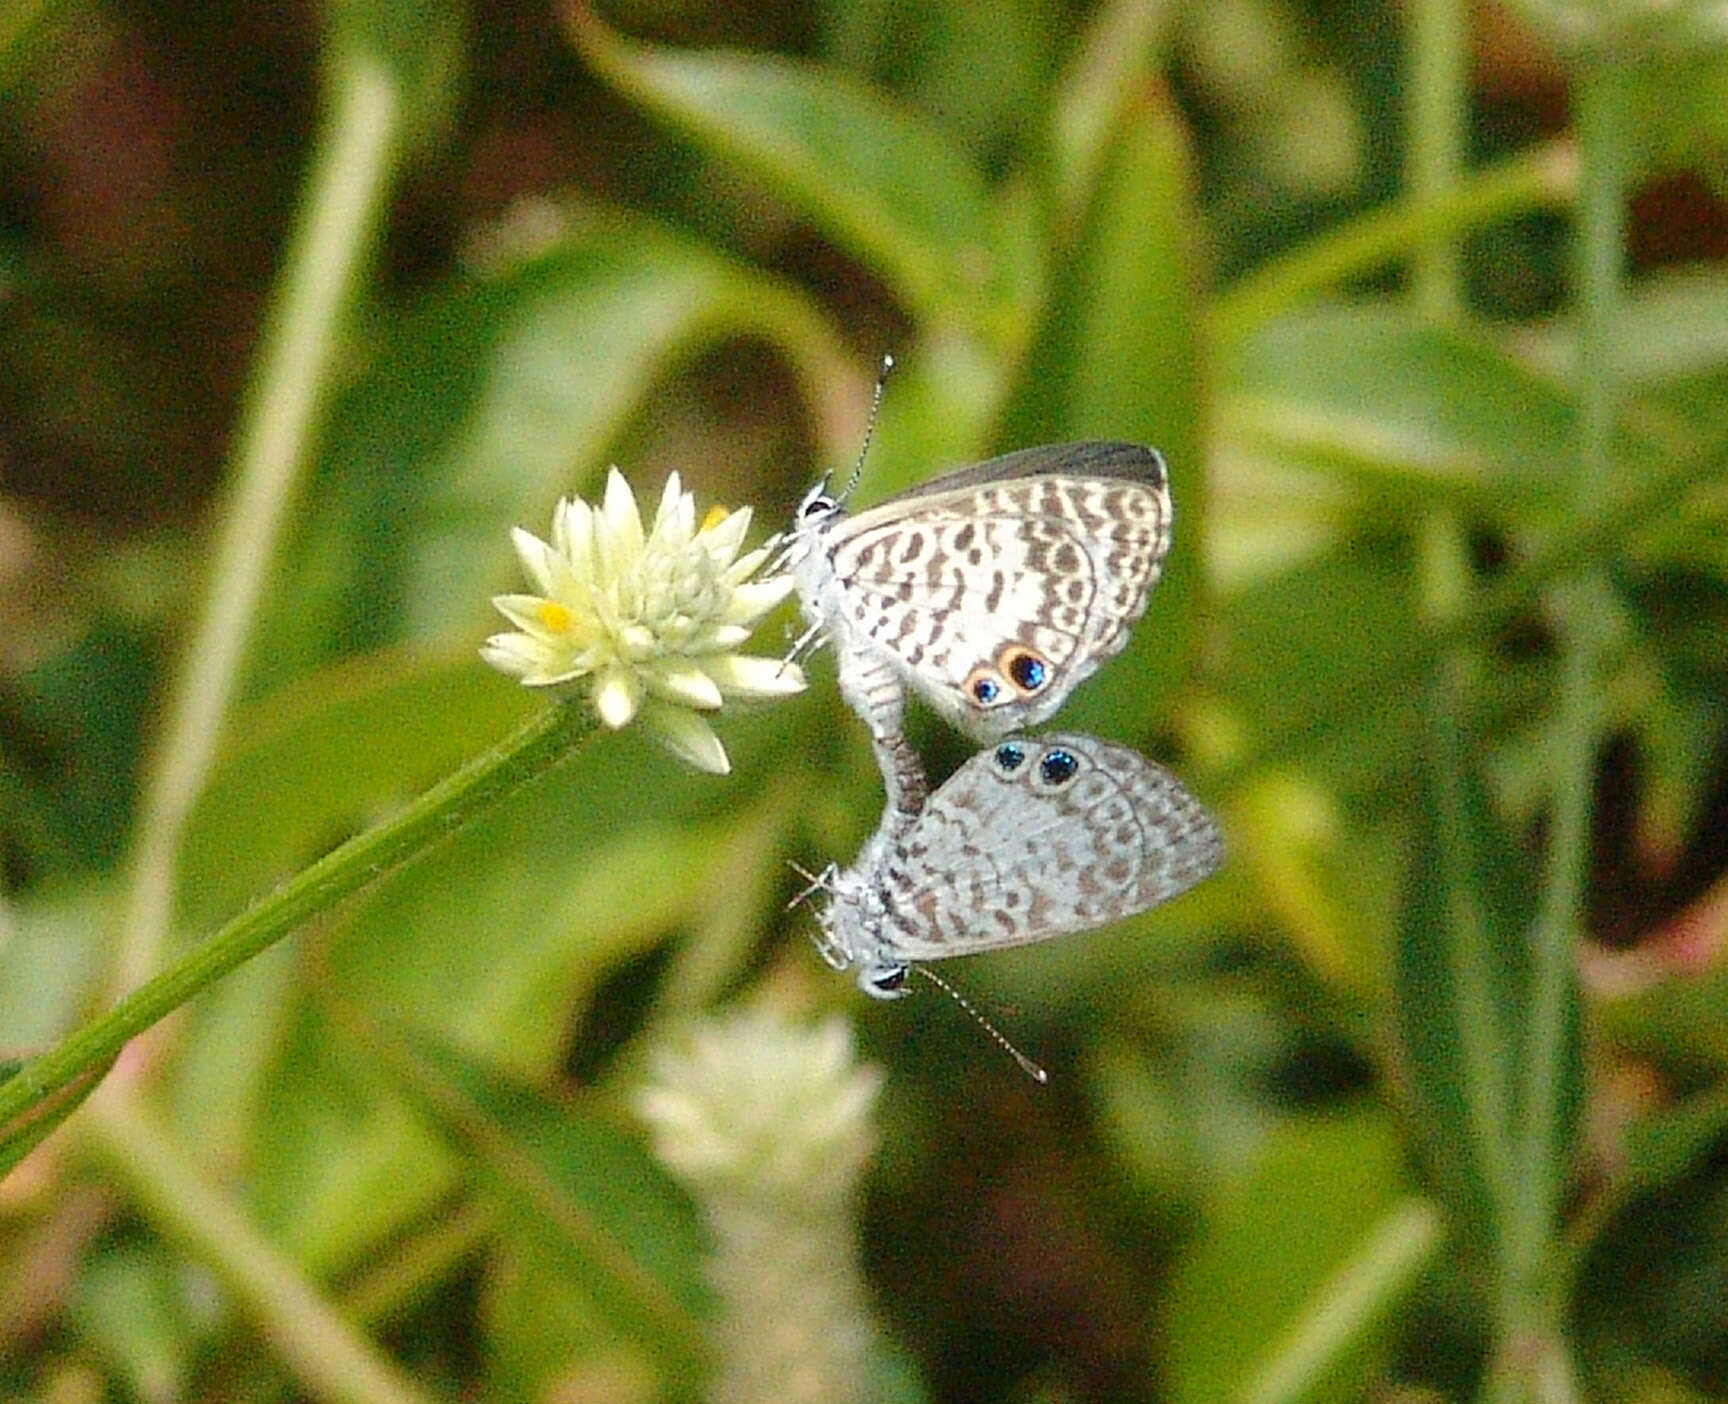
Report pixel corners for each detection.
[601,467,645,568]
[699,505,751,561]
[510,527,558,595]
[651,663,725,711]
[721,575,797,623]
[641,701,730,774]
[593,667,643,728]
[703,654,807,698]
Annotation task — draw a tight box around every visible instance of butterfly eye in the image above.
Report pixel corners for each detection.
[862,963,911,999]
[993,742,1027,772]
[801,493,834,519]
[1000,647,1050,694]
[1038,748,1079,786]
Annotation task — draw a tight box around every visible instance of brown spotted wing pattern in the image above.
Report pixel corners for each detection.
[791,442,1173,748]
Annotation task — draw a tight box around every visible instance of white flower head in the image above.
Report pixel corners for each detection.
[481,468,805,773]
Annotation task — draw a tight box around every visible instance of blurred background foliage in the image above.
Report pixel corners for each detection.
[1,0,1727,1399]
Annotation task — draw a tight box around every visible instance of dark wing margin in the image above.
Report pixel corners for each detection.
[889,442,1167,504]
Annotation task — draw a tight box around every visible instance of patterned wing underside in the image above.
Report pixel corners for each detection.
[826,476,1171,703]
[876,735,1221,960]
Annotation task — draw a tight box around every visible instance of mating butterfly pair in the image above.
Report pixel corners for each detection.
[785,439,1222,1003]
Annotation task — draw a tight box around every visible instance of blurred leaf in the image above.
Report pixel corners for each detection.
[244,1006,460,1277]
[1164,1107,1418,1404]
[1623,46,1728,176]
[568,7,1036,346]
[255,214,839,688]
[1616,268,1728,389]
[1220,306,1593,535]
[1052,0,1180,218]
[822,0,1061,172]
[329,0,467,150]
[2,617,154,878]
[70,1241,199,1403]
[1004,83,1203,739]
[1393,710,1579,1274]
[237,701,815,1270]
[1217,536,1425,795]
[0,886,113,1050]
[385,1034,709,1379]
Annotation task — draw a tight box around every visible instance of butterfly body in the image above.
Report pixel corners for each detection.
[813,732,1223,998]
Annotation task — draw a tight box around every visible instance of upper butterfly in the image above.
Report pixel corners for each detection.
[788,441,1174,757]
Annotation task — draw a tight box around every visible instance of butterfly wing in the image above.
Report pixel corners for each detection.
[874,733,1222,962]
[821,443,1172,738]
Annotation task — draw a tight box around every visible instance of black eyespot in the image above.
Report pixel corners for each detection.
[1006,650,1048,692]
[1039,748,1079,786]
[994,742,1027,772]
[972,677,1001,704]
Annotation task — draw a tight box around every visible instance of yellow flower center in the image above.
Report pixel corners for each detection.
[701,504,731,532]
[537,599,575,633]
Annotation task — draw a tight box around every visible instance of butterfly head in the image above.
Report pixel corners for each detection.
[856,957,913,1000]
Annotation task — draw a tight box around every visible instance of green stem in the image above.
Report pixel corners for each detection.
[1210,141,1572,348]
[84,1088,434,1404]
[113,49,402,998]
[1499,53,1628,1383]
[1408,0,1469,323]
[0,703,595,1159]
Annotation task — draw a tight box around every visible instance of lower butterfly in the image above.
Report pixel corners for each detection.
[807,732,1222,1003]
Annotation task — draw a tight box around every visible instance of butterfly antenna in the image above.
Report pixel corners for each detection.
[913,965,1049,1084]
[840,352,895,504]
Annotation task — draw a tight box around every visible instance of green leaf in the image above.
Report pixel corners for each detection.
[1004,83,1203,738]
[235,703,814,1272]
[1220,306,1590,533]
[1164,1109,1428,1404]
[383,1033,710,1379]
[1217,536,1426,796]
[568,9,1034,344]
[178,652,535,935]
[1393,708,1580,1275]
[254,214,841,688]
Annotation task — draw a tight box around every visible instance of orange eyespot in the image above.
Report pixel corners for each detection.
[998,647,1050,695]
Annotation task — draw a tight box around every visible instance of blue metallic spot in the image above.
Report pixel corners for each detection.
[994,742,1027,772]
[1008,651,1048,691]
[1039,748,1079,786]
[972,677,1001,704]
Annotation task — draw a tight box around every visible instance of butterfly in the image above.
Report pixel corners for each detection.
[787,442,1174,826]
[807,732,1222,1002]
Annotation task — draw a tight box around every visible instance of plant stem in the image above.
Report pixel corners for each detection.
[0,703,594,1163]
[84,1088,434,1404]
[112,49,402,999]
[1408,0,1469,323]
[1211,141,1572,348]
[1498,53,1627,1391]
